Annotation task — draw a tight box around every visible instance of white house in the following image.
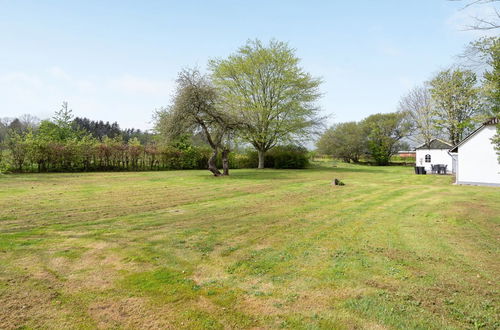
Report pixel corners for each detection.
[450,118,500,187]
[415,139,454,174]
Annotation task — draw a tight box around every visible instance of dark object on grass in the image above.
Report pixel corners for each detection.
[333,178,345,186]
[414,166,426,175]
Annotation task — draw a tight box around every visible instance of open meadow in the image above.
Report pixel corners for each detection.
[0,162,499,329]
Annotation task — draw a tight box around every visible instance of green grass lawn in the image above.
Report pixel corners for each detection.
[0,162,499,329]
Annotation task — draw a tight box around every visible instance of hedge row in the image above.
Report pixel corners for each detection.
[0,137,309,173]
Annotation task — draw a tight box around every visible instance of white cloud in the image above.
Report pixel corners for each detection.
[0,72,43,87]
[108,74,174,96]
[397,76,414,90]
[76,80,96,93]
[377,41,403,57]
[48,66,71,80]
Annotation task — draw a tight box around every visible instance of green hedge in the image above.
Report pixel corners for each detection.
[0,139,310,172]
[242,145,310,169]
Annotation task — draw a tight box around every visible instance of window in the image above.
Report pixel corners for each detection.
[425,154,431,163]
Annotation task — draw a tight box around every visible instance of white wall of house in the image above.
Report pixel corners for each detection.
[456,125,500,186]
[416,149,453,173]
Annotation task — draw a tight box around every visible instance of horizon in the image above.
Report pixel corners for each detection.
[1,0,498,131]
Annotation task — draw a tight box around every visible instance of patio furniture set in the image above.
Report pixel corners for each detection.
[414,164,448,175]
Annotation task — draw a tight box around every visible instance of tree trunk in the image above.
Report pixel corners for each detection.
[208,149,222,176]
[222,148,229,176]
[258,149,265,169]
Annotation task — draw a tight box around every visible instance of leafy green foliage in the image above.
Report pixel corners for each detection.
[51,102,78,141]
[362,112,411,166]
[429,69,483,145]
[154,68,241,176]
[316,122,365,163]
[210,39,322,168]
[478,37,500,161]
[316,114,410,166]
[243,145,309,169]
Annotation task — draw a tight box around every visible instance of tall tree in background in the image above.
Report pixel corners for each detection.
[362,112,411,166]
[451,0,499,158]
[0,119,7,143]
[72,117,121,140]
[210,39,323,169]
[52,102,76,141]
[316,122,365,163]
[479,37,500,160]
[429,69,483,145]
[154,68,239,176]
[398,85,441,145]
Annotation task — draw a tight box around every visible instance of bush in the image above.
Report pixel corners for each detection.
[158,145,209,170]
[231,152,256,168]
[270,145,309,169]
[240,145,309,169]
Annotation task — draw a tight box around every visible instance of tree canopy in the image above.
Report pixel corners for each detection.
[398,85,441,145]
[316,122,365,163]
[209,39,323,168]
[154,68,241,176]
[429,68,483,145]
[362,112,411,166]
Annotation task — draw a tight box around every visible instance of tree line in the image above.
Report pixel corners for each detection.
[316,112,411,166]
[317,36,500,164]
[0,103,210,172]
[0,104,312,173]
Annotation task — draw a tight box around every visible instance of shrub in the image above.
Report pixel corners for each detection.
[240,145,309,169]
[270,145,309,169]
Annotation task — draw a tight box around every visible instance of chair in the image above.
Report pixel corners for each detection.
[431,164,438,174]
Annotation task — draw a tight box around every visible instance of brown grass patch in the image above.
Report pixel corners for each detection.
[88,297,175,329]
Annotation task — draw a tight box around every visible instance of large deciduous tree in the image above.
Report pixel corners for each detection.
[459,35,499,161]
[0,119,8,143]
[316,122,365,163]
[154,68,239,176]
[480,37,500,161]
[429,68,483,145]
[362,112,411,166]
[398,85,441,145]
[209,39,323,169]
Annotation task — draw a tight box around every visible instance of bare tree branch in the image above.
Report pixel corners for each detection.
[449,0,500,30]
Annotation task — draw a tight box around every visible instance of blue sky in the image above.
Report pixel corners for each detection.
[0,0,497,130]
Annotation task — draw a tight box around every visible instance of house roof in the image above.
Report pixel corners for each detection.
[415,138,453,150]
[484,117,499,125]
[450,117,499,153]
